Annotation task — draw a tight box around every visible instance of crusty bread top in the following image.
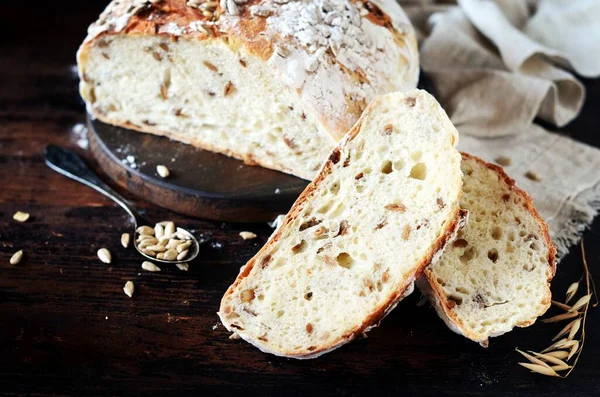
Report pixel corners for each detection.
[80,0,419,140]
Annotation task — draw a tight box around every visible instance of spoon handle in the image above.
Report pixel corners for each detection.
[44,145,143,225]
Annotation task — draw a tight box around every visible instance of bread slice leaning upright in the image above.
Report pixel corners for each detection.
[417,153,556,345]
[219,90,463,359]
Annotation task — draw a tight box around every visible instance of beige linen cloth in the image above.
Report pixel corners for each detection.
[399,0,600,259]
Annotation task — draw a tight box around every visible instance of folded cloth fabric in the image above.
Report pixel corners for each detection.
[400,0,600,258]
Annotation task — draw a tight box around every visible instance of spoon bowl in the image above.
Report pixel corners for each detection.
[133,226,199,264]
[45,145,199,264]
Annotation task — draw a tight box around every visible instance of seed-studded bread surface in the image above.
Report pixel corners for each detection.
[417,153,556,344]
[219,90,463,358]
[77,0,419,180]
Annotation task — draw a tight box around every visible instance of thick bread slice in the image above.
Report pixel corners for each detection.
[417,153,557,345]
[77,0,419,180]
[218,90,463,358]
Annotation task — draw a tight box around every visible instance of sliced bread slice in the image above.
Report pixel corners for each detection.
[417,153,557,345]
[218,89,463,358]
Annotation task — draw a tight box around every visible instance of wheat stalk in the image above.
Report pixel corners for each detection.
[517,239,597,378]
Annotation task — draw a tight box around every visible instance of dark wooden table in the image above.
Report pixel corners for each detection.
[1,2,599,396]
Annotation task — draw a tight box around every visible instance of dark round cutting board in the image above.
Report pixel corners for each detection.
[87,116,308,223]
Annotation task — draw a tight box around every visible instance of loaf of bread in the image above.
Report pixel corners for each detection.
[77,0,419,180]
[417,153,556,345]
[219,90,463,358]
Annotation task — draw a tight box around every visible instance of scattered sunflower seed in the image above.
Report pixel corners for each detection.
[176,263,189,271]
[97,248,112,264]
[525,170,542,182]
[123,281,135,298]
[156,165,170,178]
[10,250,23,265]
[13,211,30,222]
[239,231,257,240]
[494,156,512,167]
[141,261,161,272]
[121,233,131,248]
[229,333,241,340]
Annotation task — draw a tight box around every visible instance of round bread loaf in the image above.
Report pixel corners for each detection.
[77,0,419,179]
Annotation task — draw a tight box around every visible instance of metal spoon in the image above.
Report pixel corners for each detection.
[44,145,199,264]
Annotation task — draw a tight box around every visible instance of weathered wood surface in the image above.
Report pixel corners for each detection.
[1,2,599,395]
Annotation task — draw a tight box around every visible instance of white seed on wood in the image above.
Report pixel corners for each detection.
[176,263,189,271]
[97,248,112,264]
[163,249,178,261]
[177,241,192,253]
[136,226,154,236]
[10,250,23,265]
[229,333,241,340]
[121,233,131,248]
[154,224,165,239]
[177,250,189,261]
[123,281,134,298]
[13,211,30,222]
[141,261,161,272]
[239,231,257,240]
[156,165,170,178]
